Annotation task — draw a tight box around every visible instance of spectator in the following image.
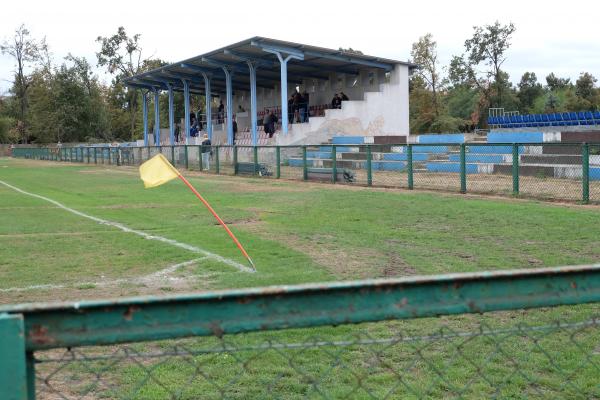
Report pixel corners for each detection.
[340,92,349,101]
[238,105,246,112]
[217,101,225,124]
[288,96,295,124]
[174,123,181,143]
[263,109,272,134]
[201,133,211,170]
[301,91,310,123]
[266,109,277,138]
[331,94,341,109]
[293,90,303,123]
[232,116,238,143]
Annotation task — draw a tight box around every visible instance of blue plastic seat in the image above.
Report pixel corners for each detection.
[533,114,542,127]
[510,115,517,126]
[541,114,550,126]
[524,115,533,127]
[594,111,600,124]
[515,115,524,127]
[578,111,586,122]
[584,111,594,125]
[570,112,579,125]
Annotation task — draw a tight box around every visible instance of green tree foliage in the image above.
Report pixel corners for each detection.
[546,73,571,91]
[411,34,442,116]
[96,27,152,141]
[0,24,47,143]
[26,57,110,143]
[517,72,543,113]
[464,21,516,108]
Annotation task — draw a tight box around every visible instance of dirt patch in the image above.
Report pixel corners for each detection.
[382,252,417,277]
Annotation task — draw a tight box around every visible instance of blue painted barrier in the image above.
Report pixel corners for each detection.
[448,154,506,163]
[383,153,429,161]
[487,132,544,143]
[331,136,364,145]
[417,134,464,144]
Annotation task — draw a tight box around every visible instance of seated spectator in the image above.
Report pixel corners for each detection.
[266,109,277,138]
[331,94,341,109]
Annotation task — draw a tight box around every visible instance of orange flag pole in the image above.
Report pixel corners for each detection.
[177,174,255,270]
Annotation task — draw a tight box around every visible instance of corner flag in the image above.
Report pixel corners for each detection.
[139,154,255,270]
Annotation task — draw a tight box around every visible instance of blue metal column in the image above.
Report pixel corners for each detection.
[222,67,233,145]
[167,84,175,145]
[247,62,258,146]
[153,89,160,146]
[272,53,298,135]
[142,91,149,146]
[201,72,212,140]
[182,80,190,144]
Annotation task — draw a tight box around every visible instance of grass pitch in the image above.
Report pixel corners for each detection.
[1,157,600,398]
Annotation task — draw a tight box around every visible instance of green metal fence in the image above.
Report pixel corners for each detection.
[10,142,600,204]
[1,265,600,399]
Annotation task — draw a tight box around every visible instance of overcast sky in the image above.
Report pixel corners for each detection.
[1,0,599,93]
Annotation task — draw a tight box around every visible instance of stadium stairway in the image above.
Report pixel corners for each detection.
[285,131,600,180]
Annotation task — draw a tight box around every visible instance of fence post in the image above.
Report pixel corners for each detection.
[332,145,337,183]
[276,146,281,179]
[253,146,259,175]
[0,313,31,400]
[302,146,308,181]
[233,146,238,175]
[366,145,373,186]
[215,145,220,174]
[582,143,589,204]
[170,145,175,165]
[460,143,467,194]
[93,147,97,164]
[407,144,414,190]
[184,145,189,170]
[512,143,519,195]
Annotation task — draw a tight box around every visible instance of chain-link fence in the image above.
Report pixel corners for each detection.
[32,316,600,399]
[2,264,600,399]
[10,142,600,204]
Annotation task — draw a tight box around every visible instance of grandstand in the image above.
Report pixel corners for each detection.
[489,110,600,131]
[125,37,416,148]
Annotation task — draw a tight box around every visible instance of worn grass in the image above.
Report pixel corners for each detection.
[1,157,600,398]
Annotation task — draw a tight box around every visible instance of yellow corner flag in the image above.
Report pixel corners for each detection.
[138,153,256,270]
[139,154,180,188]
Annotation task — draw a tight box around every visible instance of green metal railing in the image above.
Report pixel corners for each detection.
[1,264,600,398]
[10,142,600,204]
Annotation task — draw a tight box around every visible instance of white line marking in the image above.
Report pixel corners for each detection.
[0,179,253,273]
[0,257,209,293]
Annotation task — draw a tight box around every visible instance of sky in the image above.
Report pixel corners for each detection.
[1,0,599,94]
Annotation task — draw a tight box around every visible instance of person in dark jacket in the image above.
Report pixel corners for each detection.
[201,134,211,170]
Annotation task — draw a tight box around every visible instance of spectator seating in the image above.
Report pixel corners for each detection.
[489,111,600,128]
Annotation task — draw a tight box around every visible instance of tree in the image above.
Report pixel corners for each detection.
[96,27,150,140]
[517,72,543,113]
[411,34,442,116]
[545,73,571,91]
[575,72,597,102]
[0,24,48,143]
[464,21,516,107]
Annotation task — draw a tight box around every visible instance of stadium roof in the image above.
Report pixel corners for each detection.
[125,37,418,94]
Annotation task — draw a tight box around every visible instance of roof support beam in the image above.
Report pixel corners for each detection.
[167,83,175,145]
[182,80,191,144]
[261,48,304,136]
[153,89,160,146]
[142,90,149,146]
[201,73,213,139]
[304,50,393,71]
